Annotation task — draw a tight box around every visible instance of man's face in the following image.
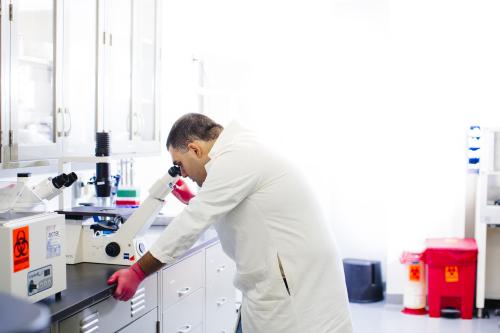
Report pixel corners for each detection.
[169,144,208,187]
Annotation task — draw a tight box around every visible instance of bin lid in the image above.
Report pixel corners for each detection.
[425,238,477,251]
[400,251,423,264]
[423,238,477,265]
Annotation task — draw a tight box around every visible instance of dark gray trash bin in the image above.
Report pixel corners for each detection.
[0,292,50,333]
[343,258,383,303]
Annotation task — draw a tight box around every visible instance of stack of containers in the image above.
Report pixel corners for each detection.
[115,187,140,207]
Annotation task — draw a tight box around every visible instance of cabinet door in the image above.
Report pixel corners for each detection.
[162,251,204,309]
[206,243,238,333]
[131,0,158,144]
[9,0,61,161]
[162,288,204,333]
[97,0,160,155]
[58,0,97,156]
[100,0,133,151]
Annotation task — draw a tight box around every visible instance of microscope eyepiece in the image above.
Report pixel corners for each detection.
[168,165,181,177]
[64,172,78,187]
[52,174,69,189]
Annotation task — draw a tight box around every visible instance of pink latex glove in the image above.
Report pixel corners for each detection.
[107,262,146,301]
[172,178,195,205]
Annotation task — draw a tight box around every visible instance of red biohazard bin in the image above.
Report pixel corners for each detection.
[423,238,477,319]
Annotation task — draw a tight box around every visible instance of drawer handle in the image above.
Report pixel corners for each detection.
[131,305,146,317]
[81,318,99,330]
[177,324,192,333]
[177,287,191,297]
[217,297,228,307]
[81,325,99,333]
[217,265,226,273]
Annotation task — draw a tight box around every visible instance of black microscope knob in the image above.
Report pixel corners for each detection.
[105,242,121,257]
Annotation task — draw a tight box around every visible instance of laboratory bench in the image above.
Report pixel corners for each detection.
[37,234,239,333]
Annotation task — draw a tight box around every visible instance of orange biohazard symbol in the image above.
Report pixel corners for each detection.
[445,265,459,283]
[13,226,30,272]
[409,264,421,282]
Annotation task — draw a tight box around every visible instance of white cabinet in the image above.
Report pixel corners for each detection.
[7,0,61,161]
[205,243,239,333]
[57,0,97,157]
[6,0,97,162]
[162,251,204,309]
[162,288,204,333]
[160,242,238,333]
[98,0,161,155]
[161,251,204,333]
[3,0,161,163]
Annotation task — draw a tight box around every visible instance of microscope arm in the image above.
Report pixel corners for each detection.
[13,173,78,210]
[114,166,182,242]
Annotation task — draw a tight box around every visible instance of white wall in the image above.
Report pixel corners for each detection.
[132,0,500,295]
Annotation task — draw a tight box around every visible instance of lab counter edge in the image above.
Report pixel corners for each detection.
[38,236,219,323]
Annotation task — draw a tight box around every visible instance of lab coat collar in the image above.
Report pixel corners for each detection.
[205,121,244,172]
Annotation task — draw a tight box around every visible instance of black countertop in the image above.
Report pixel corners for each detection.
[39,236,219,322]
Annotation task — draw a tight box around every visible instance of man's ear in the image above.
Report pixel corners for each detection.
[187,142,203,158]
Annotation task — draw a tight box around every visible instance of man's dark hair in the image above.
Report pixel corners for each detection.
[167,113,223,151]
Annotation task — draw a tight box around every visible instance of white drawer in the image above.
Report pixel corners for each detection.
[206,280,238,333]
[162,288,204,333]
[206,243,235,286]
[163,251,204,309]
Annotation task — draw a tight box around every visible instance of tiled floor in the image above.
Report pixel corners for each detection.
[350,302,500,333]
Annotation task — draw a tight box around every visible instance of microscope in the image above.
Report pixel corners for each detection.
[62,164,194,265]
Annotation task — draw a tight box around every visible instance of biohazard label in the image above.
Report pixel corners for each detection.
[409,264,421,282]
[445,265,459,282]
[13,226,30,272]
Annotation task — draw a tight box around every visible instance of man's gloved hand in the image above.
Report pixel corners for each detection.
[172,178,195,205]
[107,262,146,301]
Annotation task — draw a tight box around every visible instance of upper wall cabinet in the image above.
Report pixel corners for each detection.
[98,0,161,155]
[4,0,161,163]
[57,0,98,157]
[7,0,61,161]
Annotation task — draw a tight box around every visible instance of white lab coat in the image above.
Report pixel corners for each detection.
[150,122,353,333]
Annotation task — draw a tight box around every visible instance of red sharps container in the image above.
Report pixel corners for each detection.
[423,238,477,319]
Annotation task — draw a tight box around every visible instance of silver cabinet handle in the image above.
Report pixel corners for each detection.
[132,112,144,137]
[217,265,226,273]
[177,287,191,297]
[177,325,192,333]
[64,108,72,137]
[216,297,228,307]
[56,108,64,138]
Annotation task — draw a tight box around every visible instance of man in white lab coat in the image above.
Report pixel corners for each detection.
[108,113,353,332]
